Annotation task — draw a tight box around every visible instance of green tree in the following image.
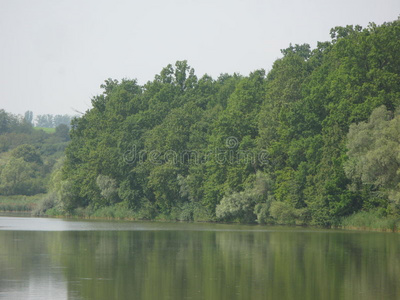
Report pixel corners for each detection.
[55,124,70,142]
[0,157,44,195]
[11,144,43,164]
[24,111,33,125]
[345,106,400,213]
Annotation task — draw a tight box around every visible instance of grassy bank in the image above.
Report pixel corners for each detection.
[339,211,400,232]
[0,194,43,212]
[33,127,56,133]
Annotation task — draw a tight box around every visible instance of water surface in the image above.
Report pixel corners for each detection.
[0,217,399,299]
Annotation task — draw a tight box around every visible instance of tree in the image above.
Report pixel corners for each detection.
[96,175,119,205]
[55,19,400,224]
[24,111,33,125]
[35,114,54,128]
[54,115,73,127]
[0,157,44,195]
[345,106,400,212]
[55,124,70,141]
[11,144,43,164]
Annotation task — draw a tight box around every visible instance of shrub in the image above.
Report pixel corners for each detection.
[216,190,256,223]
[96,175,119,204]
[270,201,296,225]
[254,203,270,224]
[32,192,57,216]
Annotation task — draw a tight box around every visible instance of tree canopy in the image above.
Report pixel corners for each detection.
[45,19,400,225]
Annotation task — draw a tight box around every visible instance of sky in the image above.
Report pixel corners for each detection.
[0,0,399,116]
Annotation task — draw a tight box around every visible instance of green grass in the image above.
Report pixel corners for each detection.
[0,194,44,212]
[340,211,400,232]
[34,127,56,133]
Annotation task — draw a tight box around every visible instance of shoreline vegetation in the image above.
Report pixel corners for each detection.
[0,195,43,212]
[2,19,400,232]
[1,197,399,233]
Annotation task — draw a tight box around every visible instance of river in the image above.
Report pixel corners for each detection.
[0,216,399,299]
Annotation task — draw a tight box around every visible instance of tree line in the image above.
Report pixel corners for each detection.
[24,111,75,128]
[41,19,400,225]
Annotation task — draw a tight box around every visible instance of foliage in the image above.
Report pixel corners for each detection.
[55,124,70,141]
[0,194,43,212]
[32,192,58,216]
[0,111,69,198]
[345,105,400,213]
[24,111,33,125]
[269,202,297,225]
[35,113,75,128]
[96,175,119,205]
[11,144,43,164]
[340,211,400,231]
[216,190,257,223]
[43,20,400,225]
[0,157,45,195]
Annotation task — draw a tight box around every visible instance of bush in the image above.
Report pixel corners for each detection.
[32,192,57,216]
[178,202,195,221]
[137,198,157,220]
[174,202,214,222]
[0,157,46,195]
[254,203,270,224]
[270,201,296,225]
[96,175,119,204]
[216,190,256,223]
[90,202,136,219]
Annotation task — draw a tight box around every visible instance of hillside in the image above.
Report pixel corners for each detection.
[0,111,70,211]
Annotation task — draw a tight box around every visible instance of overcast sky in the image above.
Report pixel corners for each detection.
[0,0,399,116]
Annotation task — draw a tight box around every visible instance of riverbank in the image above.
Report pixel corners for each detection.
[2,196,399,233]
[0,194,43,212]
[37,206,400,233]
[338,211,400,233]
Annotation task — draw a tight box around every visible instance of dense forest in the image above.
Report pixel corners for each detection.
[3,20,400,227]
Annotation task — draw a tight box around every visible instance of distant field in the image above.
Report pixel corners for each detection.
[0,194,43,212]
[34,127,56,133]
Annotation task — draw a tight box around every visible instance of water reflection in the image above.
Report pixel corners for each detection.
[0,231,69,299]
[0,218,400,300]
